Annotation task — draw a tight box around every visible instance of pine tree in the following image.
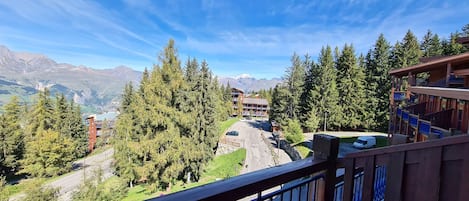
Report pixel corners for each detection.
[358,53,374,129]
[366,34,392,131]
[284,53,305,119]
[463,24,469,36]
[120,82,134,114]
[67,103,87,158]
[421,30,443,57]
[199,60,219,150]
[442,32,466,55]
[26,89,54,137]
[52,94,68,134]
[20,130,76,177]
[270,85,289,126]
[114,39,218,191]
[0,97,24,173]
[299,55,321,131]
[316,46,341,129]
[336,44,366,129]
[394,30,422,68]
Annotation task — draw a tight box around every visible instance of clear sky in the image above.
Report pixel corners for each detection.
[0,0,468,79]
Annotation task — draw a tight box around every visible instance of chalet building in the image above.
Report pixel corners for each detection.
[87,112,117,152]
[389,52,469,142]
[231,88,269,117]
[456,36,469,49]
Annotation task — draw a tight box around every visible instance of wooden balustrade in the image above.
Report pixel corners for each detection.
[423,109,453,129]
[341,135,469,201]
[148,135,469,201]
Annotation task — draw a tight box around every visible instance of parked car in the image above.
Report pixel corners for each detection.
[226,131,239,136]
[353,136,376,149]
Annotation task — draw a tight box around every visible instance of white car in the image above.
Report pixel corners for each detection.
[353,136,376,149]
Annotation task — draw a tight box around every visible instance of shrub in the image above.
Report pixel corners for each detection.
[284,119,304,144]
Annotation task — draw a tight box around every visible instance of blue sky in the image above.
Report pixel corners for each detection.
[0,0,468,79]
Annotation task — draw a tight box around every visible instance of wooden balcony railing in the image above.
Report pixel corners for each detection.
[341,135,469,201]
[422,109,453,129]
[150,134,339,201]
[148,135,469,201]
[404,102,426,116]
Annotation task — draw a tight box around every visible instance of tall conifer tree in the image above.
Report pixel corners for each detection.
[0,97,24,173]
[316,46,340,129]
[366,34,392,131]
[284,53,305,120]
[336,44,366,129]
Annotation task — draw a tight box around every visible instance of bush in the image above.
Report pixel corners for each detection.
[23,179,59,201]
[72,169,128,201]
[284,119,304,144]
[0,177,7,201]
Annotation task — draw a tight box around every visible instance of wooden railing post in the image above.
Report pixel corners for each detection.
[313,134,339,201]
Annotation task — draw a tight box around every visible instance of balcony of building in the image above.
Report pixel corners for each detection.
[389,53,469,142]
[148,134,469,201]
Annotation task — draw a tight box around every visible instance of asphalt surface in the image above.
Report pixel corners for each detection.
[50,148,114,201]
[224,120,292,200]
[10,148,114,201]
[225,120,291,174]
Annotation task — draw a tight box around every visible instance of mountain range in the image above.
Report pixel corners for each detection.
[0,45,141,113]
[0,45,281,113]
[218,75,281,92]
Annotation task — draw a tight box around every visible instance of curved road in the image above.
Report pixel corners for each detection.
[225,120,291,174]
[10,148,114,201]
[49,148,114,201]
[223,120,292,201]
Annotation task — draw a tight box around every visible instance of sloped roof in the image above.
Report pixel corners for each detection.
[389,52,469,77]
[243,98,268,105]
[231,88,244,93]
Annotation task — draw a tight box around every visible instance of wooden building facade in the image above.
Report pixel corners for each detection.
[389,52,469,142]
[231,88,270,117]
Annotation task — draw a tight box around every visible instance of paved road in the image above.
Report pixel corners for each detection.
[10,148,114,201]
[224,120,292,200]
[51,148,114,201]
[225,120,291,174]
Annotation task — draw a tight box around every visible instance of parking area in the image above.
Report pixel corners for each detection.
[303,132,389,157]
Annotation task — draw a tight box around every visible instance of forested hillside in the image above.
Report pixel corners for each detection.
[270,25,469,132]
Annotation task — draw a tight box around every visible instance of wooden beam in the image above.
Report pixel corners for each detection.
[389,52,469,77]
[410,86,469,101]
[343,158,355,201]
[384,152,405,201]
[446,62,452,87]
[458,144,469,201]
[453,68,469,76]
[415,147,442,201]
[361,156,376,201]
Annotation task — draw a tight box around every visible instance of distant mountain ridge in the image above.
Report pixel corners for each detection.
[218,75,282,92]
[0,45,141,112]
[0,45,281,112]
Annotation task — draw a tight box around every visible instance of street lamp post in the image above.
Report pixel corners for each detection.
[324,111,327,131]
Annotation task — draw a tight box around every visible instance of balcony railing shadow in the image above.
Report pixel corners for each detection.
[148,134,469,201]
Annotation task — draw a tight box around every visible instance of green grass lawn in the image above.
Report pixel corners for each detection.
[1,181,29,199]
[123,148,247,201]
[294,144,312,159]
[219,118,240,136]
